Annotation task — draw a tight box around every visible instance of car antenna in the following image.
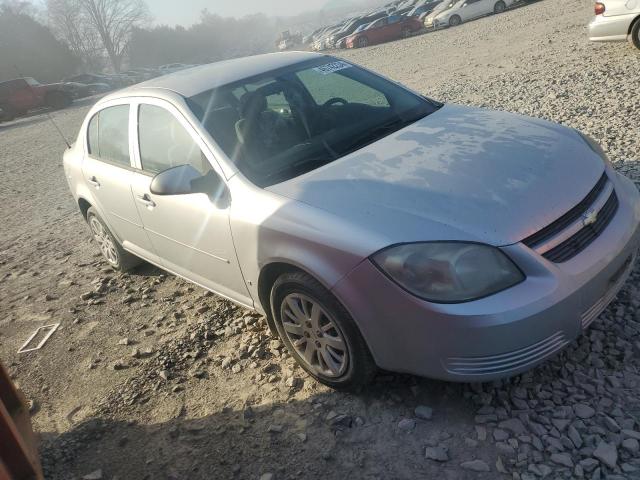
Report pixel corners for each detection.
[12,64,71,149]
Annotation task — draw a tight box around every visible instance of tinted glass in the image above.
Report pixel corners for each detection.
[138,104,211,175]
[87,105,130,167]
[188,58,439,187]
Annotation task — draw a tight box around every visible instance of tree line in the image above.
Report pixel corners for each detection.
[0,0,285,83]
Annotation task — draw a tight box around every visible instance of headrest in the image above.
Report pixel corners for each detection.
[239,91,267,118]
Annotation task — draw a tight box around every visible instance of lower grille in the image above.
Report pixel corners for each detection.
[544,191,618,263]
[581,254,634,330]
[444,331,569,376]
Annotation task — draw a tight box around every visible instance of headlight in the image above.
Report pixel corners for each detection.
[372,242,524,303]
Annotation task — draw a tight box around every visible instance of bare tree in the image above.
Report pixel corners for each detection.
[47,0,104,71]
[78,0,150,72]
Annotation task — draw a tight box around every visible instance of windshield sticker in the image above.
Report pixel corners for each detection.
[313,61,352,75]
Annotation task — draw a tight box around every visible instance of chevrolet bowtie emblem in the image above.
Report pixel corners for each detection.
[582,209,598,227]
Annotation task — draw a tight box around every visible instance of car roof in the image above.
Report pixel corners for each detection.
[124,51,324,98]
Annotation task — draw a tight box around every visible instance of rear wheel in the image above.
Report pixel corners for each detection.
[357,36,369,48]
[271,271,377,390]
[449,15,462,27]
[86,207,141,272]
[630,18,640,50]
[0,104,15,122]
[45,90,72,110]
[494,1,506,13]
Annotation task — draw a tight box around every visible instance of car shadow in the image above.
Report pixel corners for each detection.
[38,374,493,480]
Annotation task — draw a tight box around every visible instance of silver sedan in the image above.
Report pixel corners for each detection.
[589,0,640,49]
[63,52,640,389]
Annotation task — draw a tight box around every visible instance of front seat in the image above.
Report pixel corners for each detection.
[235,91,286,161]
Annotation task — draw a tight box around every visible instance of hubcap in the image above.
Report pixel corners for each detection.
[280,293,348,378]
[89,217,118,266]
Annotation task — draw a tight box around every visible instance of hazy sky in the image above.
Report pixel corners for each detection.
[149,0,329,26]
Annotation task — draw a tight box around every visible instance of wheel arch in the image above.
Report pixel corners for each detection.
[78,196,92,220]
[628,14,640,35]
[257,261,321,337]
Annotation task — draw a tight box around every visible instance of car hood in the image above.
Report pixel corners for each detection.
[267,104,605,247]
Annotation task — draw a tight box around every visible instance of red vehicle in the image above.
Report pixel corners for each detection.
[0,77,74,122]
[345,15,423,48]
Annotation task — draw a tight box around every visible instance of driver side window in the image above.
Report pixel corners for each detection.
[137,104,212,176]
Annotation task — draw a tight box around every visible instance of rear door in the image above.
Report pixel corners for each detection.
[386,15,404,39]
[129,98,252,306]
[81,103,157,258]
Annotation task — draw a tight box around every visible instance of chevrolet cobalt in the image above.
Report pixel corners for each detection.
[64,52,640,389]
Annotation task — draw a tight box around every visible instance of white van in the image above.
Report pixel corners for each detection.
[425,0,516,29]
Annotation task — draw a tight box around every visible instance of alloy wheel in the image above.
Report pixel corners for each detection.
[89,216,119,266]
[280,293,348,378]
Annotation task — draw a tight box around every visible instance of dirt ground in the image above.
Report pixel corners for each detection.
[1,0,640,479]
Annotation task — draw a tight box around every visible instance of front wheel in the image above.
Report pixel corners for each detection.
[357,36,369,48]
[630,19,640,50]
[449,15,462,27]
[271,272,377,390]
[494,1,506,13]
[45,91,72,110]
[401,26,412,38]
[86,207,141,272]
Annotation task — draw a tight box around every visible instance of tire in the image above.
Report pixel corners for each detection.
[401,26,412,38]
[271,271,377,390]
[630,18,640,50]
[449,15,462,27]
[357,36,369,48]
[86,207,141,272]
[45,90,72,110]
[0,104,15,122]
[494,1,506,13]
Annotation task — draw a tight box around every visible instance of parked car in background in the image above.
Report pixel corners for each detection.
[330,15,382,48]
[0,77,74,121]
[158,63,195,75]
[408,0,443,17]
[65,73,119,89]
[589,0,640,49]
[426,0,515,29]
[64,52,640,389]
[346,14,423,48]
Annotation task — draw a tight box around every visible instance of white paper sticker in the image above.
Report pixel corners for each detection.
[313,61,352,75]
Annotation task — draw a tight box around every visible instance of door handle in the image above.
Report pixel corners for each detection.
[136,194,156,208]
[88,176,100,188]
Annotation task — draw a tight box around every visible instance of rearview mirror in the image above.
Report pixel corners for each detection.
[150,164,228,205]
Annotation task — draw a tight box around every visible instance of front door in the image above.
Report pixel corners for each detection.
[81,103,155,255]
[129,100,252,306]
[462,0,488,20]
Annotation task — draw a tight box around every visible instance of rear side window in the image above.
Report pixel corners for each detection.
[138,104,211,175]
[87,105,131,167]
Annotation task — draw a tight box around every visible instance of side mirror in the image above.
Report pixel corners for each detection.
[150,164,201,196]
[150,164,229,206]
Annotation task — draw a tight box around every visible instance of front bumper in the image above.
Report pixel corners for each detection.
[588,13,634,42]
[332,170,640,381]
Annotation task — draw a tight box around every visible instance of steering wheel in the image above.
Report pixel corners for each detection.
[323,97,348,107]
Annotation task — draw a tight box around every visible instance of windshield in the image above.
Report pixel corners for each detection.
[188,58,440,187]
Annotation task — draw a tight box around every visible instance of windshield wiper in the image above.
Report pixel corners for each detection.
[339,115,421,156]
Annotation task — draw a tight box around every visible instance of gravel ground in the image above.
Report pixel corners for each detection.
[1,0,640,479]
